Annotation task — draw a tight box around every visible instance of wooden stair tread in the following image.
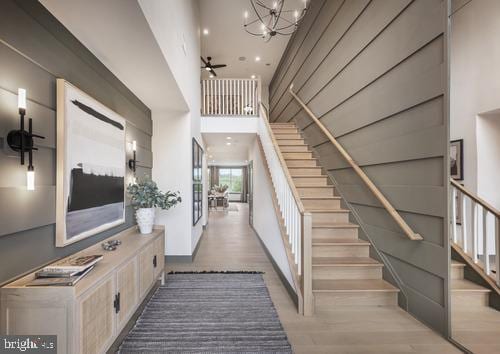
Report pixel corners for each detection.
[310,209,349,213]
[451,260,466,268]
[301,196,341,200]
[313,279,399,292]
[292,175,326,178]
[312,238,369,245]
[452,279,491,292]
[313,223,359,229]
[312,257,382,266]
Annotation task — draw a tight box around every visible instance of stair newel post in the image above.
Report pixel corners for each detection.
[302,211,314,316]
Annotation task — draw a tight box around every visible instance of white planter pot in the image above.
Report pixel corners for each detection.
[136,207,156,234]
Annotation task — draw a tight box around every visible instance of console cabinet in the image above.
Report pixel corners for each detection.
[0,226,165,354]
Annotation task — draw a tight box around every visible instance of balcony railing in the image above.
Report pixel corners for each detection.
[201,78,260,116]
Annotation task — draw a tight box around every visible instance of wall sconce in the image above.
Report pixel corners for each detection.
[128,140,137,172]
[7,88,45,190]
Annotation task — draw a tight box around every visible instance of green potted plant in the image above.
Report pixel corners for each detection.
[127,178,182,234]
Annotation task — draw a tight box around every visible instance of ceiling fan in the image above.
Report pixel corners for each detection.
[201,56,227,77]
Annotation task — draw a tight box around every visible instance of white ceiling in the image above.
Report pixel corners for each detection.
[203,133,256,165]
[199,0,303,84]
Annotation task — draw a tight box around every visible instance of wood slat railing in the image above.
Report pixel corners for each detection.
[450,178,500,288]
[201,78,259,116]
[257,102,314,315]
[288,85,423,241]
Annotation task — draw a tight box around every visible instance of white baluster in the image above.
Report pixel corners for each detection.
[462,192,468,253]
[484,208,490,275]
[472,201,478,263]
[452,187,458,243]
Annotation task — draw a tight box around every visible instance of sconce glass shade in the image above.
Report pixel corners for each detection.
[18,88,26,111]
[132,140,137,152]
[27,167,35,191]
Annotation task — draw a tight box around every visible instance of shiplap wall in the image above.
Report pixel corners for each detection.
[270,0,450,335]
[0,0,152,285]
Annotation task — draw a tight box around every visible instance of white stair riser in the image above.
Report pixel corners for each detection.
[303,199,341,210]
[283,152,313,159]
[313,266,382,280]
[272,128,299,134]
[312,244,369,258]
[298,187,334,197]
[312,212,349,224]
[314,291,398,308]
[312,227,359,240]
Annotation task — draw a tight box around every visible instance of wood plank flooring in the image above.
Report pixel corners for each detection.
[165,205,460,353]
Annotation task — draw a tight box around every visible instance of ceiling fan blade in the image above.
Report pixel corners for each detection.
[200,56,208,66]
[211,64,227,69]
[210,69,217,77]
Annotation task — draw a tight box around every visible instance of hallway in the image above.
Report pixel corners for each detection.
[166,205,460,354]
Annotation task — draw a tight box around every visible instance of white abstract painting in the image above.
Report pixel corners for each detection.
[56,79,126,247]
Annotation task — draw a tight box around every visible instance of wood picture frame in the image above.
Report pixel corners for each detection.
[450,139,464,180]
[56,79,126,247]
[192,138,203,226]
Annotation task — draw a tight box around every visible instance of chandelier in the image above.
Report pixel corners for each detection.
[243,0,308,42]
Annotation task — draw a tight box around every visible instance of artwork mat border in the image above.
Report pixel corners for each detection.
[56,79,126,247]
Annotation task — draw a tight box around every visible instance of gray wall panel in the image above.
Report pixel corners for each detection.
[0,0,153,286]
[270,0,450,335]
[272,0,371,119]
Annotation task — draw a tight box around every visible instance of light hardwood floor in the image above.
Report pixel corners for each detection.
[166,204,460,354]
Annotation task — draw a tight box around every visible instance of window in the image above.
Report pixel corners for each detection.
[218,168,243,193]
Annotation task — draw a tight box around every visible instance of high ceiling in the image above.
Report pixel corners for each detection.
[203,133,256,165]
[199,0,304,84]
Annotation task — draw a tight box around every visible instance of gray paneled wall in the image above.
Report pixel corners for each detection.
[270,0,450,335]
[0,0,152,285]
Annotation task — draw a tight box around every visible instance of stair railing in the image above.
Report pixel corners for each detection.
[288,85,423,241]
[450,179,500,287]
[201,78,259,116]
[257,102,314,315]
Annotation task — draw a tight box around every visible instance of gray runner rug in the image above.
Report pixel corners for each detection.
[118,272,293,354]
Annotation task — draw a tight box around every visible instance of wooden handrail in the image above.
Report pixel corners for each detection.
[259,102,305,214]
[450,179,500,217]
[288,86,423,241]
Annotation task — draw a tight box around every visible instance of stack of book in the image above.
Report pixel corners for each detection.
[27,255,103,287]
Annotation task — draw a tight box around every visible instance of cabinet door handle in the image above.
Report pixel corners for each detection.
[114,292,121,314]
[153,255,157,268]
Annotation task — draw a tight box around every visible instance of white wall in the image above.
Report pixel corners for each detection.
[477,113,500,209]
[140,0,205,255]
[249,139,295,290]
[450,0,500,207]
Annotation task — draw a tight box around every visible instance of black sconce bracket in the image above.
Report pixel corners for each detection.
[128,150,137,172]
[7,109,45,167]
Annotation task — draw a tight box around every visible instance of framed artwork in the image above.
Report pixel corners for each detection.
[450,139,464,180]
[192,138,203,225]
[56,79,126,247]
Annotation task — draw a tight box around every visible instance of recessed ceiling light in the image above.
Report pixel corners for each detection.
[226,136,232,140]
[255,56,261,62]
[251,74,256,79]
[203,28,209,35]
[209,155,213,158]
[226,142,231,146]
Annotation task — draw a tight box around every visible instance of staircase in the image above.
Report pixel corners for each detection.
[270,122,399,311]
[451,260,491,308]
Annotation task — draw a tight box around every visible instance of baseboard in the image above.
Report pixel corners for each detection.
[251,226,298,308]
